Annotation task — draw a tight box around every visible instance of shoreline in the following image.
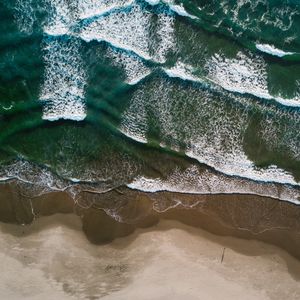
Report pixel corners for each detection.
[1,182,300,260]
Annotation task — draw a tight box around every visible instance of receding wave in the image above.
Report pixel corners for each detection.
[1,158,300,206]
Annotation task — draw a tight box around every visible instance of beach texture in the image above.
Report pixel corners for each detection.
[0,213,300,300]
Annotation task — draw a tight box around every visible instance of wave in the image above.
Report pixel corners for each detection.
[78,5,151,62]
[127,166,300,205]
[1,104,13,111]
[78,0,135,21]
[40,36,300,111]
[144,0,197,19]
[39,37,87,121]
[186,150,298,187]
[119,121,299,189]
[43,0,136,35]
[1,158,300,207]
[167,3,197,19]
[0,160,116,201]
[118,127,148,143]
[39,0,177,122]
[43,1,176,62]
[41,112,86,122]
[163,61,202,83]
[119,74,300,189]
[39,0,300,118]
[256,43,297,58]
[82,34,152,61]
[41,35,300,110]
[205,52,300,108]
[106,47,152,85]
[6,0,300,198]
[163,56,300,108]
[152,2,300,66]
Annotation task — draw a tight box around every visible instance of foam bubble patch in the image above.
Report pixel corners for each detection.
[40,37,87,121]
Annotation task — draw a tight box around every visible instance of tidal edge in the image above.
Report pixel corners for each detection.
[1,182,300,261]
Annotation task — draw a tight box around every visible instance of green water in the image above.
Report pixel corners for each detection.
[0,0,299,202]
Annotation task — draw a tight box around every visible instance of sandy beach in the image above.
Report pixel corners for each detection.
[0,213,299,300]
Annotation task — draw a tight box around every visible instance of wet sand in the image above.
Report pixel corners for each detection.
[1,182,300,259]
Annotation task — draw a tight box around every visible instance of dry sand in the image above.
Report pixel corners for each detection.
[0,214,299,300]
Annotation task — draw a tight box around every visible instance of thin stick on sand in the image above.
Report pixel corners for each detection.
[221,247,226,263]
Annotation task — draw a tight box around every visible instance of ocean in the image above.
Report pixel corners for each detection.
[0,0,300,211]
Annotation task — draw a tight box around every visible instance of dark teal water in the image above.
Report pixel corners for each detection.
[0,0,299,204]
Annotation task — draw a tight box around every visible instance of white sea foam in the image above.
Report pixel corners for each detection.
[119,88,148,144]
[43,0,135,35]
[39,0,177,121]
[2,159,299,206]
[121,76,300,190]
[1,104,13,111]
[163,57,300,108]
[80,4,152,61]
[256,43,296,57]
[42,113,86,122]
[42,0,169,121]
[144,0,197,19]
[163,61,202,82]
[127,74,151,85]
[128,166,300,205]
[80,2,175,64]
[206,52,300,107]
[14,0,36,34]
[43,0,72,36]
[206,52,270,98]
[39,0,93,121]
[77,0,134,20]
[182,110,299,187]
[153,13,175,63]
[260,113,300,161]
[144,0,160,5]
[119,127,148,144]
[0,160,70,195]
[187,150,298,186]
[40,38,87,121]
[168,4,198,19]
[0,158,131,199]
[44,25,69,36]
